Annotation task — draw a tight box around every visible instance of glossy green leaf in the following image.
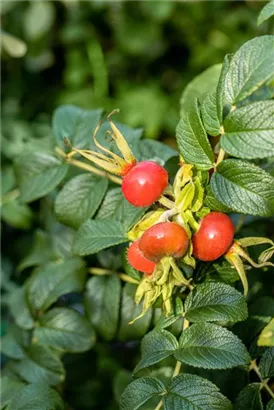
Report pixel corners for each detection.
[120,377,165,410]
[1,377,25,409]
[52,105,102,149]
[27,258,86,312]
[163,374,232,410]
[8,287,34,330]
[221,101,274,159]
[234,383,263,410]
[6,383,65,410]
[55,173,108,228]
[211,159,274,216]
[85,275,121,340]
[34,308,95,352]
[176,99,214,170]
[224,36,274,104]
[73,219,128,256]
[15,151,69,203]
[258,1,274,25]
[259,347,274,379]
[134,329,178,373]
[184,282,248,323]
[175,323,250,369]
[201,91,221,136]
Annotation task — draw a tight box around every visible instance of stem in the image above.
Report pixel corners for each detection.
[216,148,225,166]
[89,268,139,284]
[68,158,122,185]
[249,359,274,399]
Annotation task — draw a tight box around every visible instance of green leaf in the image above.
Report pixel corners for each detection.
[216,54,233,122]
[258,1,274,25]
[134,329,178,374]
[14,151,69,203]
[131,139,178,166]
[163,374,232,410]
[204,260,240,285]
[1,199,33,230]
[221,101,274,159]
[204,185,233,213]
[180,64,222,115]
[6,383,65,410]
[120,377,165,410]
[8,287,34,330]
[18,230,54,272]
[259,347,274,379]
[118,284,152,341]
[176,99,214,170]
[73,219,128,256]
[52,105,102,149]
[224,36,274,105]
[55,173,108,229]
[258,318,274,346]
[1,325,29,360]
[27,258,86,312]
[234,383,263,410]
[11,344,65,386]
[96,188,147,231]
[175,323,250,369]
[85,275,121,340]
[267,399,274,410]
[34,307,95,352]
[184,282,248,323]
[1,377,25,409]
[201,91,221,136]
[23,1,55,40]
[211,159,274,216]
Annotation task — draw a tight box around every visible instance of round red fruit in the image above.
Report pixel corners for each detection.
[192,212,234,262]
[139,222,189,262]
[127,240,156,275]
[121,161,168,207]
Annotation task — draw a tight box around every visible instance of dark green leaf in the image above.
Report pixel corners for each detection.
[134,329,178,373]
[184,282,248,323]
[201,91,221,136]
[204,185,233,213]
[14,151,68,203]
[176,99,214,170]
[18,230,54,272]
[131,139,177,166]
[120,377,165,410]
[221,101,274,159]
[34,307,95,352]
[234,383,263,410]
[259,347,274,379]
[73,219,128,256]
[85,275,121,340]
[211,159,274,216]
[175,323,250,369]
[27,258,86,312]
[1,325,29,360]
[8,287,34,330]
[55,173,108,229]
[224,36,274,104]
[1,377,25,409]
[52,105,102,149]
[6,383,65,410]
[258,1,274,25]
[267,399,274,410]
[163,374,232,410]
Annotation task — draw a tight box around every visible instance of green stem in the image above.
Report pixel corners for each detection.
[249,359,274,398]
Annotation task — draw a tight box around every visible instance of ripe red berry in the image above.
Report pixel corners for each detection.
[139,222,189,262]
[192,212,234,262]
[121,161,168,207]
[127,240,156,275]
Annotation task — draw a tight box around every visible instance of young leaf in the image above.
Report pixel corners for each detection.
[6,383,65,410]
[11,344,65,386]
[27,258,86,312]
[134,329,178,374]
[201,91,221,136]
[259,347,274,379]
[176,99,214,170]
[184,282,248,323]
[221,101,274,159]
[163,374,232,410]
[120,377,165,410]
[34,307,95,352]
[73,219,128,256]
[224,36,274,105]
[257,1,274,26]
[85,275,121,340]
[1,325,29,360]
[234,383,263,410]
[14,151,69,203]
[55,173,108,229]
[52,105,102,149]
[211,159,274,216]
[1,377,25,409]
[8,287,34,330]
[96,188,147,231]
[175,323,250,369]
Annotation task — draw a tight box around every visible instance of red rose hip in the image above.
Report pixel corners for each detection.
[139,222,189,262]
[127,240,156,275]
[121,161,168,207]
[192,212,234,261]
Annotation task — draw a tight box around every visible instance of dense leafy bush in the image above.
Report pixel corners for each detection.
[1,2,274,410]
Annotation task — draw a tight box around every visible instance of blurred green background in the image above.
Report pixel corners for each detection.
[1,0,269,143]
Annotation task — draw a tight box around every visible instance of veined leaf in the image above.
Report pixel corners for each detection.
[8,287,34,330]
[120,377,165,410]
[1,325,29,360]
[1,377,25,409]
[201,91,221,136]
[259,347,274,379]
[257,1,274,25]
[234,383,263,410]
